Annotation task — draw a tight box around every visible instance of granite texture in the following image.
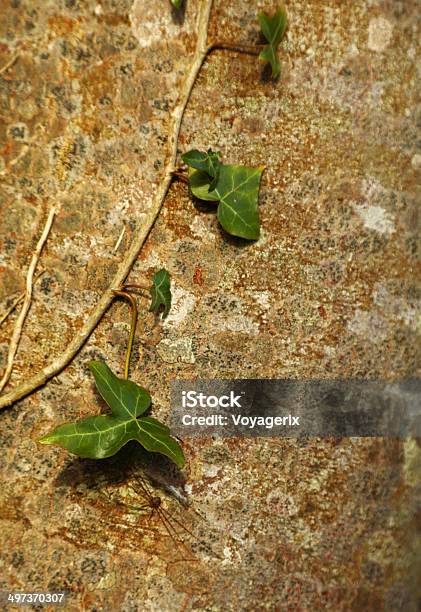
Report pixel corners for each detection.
[0,0,420,610]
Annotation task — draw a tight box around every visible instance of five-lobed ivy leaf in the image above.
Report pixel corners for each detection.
[258,6,288,79]
[170,0,183,9]
[39,361,185,468]
[183,150,264,240]
[149,268,171,318]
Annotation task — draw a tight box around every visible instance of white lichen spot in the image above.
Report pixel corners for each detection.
[367,17,393,52]
[157,337,195,364]
[253,291,271,309]
[373,284,419,330]
[352,177,396,235]
[212,314,259,335]
[348,309,388,341]
[411,153,421,169]
[88,573,116,592]
[130,0,193,48]
[223,546,234,564]
[323,345,336,357]
[203,464,220,478]
[353,203,395,235]
[348,43,359,56]
[190,215,210,239]
[163,285,196,328]
[407,47,416,60]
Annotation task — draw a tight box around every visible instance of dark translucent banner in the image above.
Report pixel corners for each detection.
[170,379,421,437]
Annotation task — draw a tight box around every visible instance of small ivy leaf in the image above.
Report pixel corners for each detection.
[171,0,183,9]
[188,164,264,240]
[258,6,288,79]
[39,361,185,468]
[149,268,172,318]
[188,167,220,202]
[181,149,221,191]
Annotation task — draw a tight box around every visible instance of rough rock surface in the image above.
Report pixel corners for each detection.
[0,0,420,610]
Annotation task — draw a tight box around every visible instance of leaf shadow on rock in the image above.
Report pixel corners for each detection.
[53,441,187,496]
[216,224,258,249]
[260,62,277,83]
[191,197,256,248]
[171,2,186,25]
[192,197,218,215]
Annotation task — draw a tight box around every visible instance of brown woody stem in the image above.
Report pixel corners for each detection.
[209,41,263,56]
[172,170,189,184]
[121,283,150,293]
[0,0,213,410]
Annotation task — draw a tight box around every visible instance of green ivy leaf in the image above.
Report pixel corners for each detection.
[185,152,264,240]
[171,0,183,9]
[149,268,171,318]
[258,6,287,79]
[39,361,185,468]
[181,149,221,190]
[214,165,264,239]
[188,167,220,202]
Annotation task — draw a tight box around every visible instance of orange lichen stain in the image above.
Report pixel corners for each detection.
[77,115,102,142]
[2,141,13,158]
[161,184,195,239]
[54,139,77,183]
[80,57,114,104]
[47,15,79,35]
[0,495,32,527]
[97,13,130,27]
[193,266,204,286]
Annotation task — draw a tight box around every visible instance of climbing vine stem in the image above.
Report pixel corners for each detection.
[0,0,214,410]
[0,0,272,410]
[112,289,138,380]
